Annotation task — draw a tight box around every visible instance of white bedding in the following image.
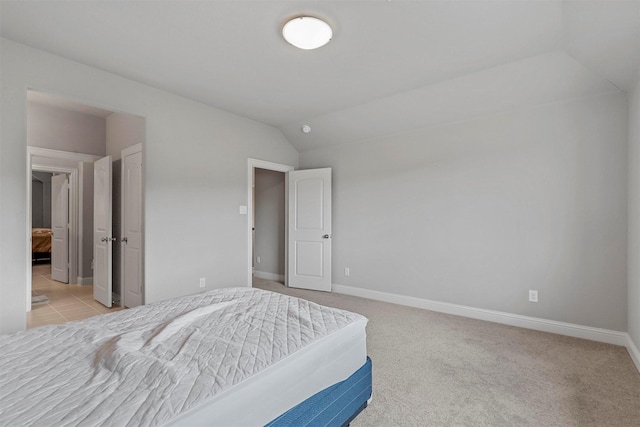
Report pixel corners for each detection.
[0,287,367,426]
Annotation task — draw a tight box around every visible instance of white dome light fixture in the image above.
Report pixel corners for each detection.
[282,16,332,50]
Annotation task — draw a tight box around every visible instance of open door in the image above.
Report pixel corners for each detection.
[51,173,69,283]
[94,156,113,308]
[122,144,143,308]
[287,168,332,291]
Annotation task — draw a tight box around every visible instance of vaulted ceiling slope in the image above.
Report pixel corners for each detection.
[1,1,638,152]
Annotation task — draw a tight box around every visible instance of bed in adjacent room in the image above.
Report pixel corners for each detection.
[0,287,371,426]
[31,228,52,262]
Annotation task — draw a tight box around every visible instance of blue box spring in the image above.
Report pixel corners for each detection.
[266,357,372,427]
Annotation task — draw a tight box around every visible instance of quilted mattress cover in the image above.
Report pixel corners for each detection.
[0,287,367,426]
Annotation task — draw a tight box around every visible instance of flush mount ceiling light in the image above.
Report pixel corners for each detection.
[282,16,332,50]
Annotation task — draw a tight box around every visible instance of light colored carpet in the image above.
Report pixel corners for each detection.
[253,277,640,426]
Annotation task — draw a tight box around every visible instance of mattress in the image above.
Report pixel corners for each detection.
[167,315,367,426]
[0,287,367,427]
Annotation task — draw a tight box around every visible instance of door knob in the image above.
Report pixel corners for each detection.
[101,237,117,242]
[322,234,331,239]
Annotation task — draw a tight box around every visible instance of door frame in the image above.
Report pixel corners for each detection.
[26,146,100,311]
[247,158,294,287]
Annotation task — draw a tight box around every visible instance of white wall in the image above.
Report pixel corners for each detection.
[0,38,298,334]
[300,92,629,332]
[254,168,285,278]
[106,112,145,160]
[31,171,52,228]
[628,71,640,350]
[27,102,106,156]
[31,180,44,228]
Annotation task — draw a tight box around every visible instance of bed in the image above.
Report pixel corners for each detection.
[31,228,52,263]
[0,287,372,426]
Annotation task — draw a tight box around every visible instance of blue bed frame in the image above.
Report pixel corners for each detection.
[266,357,372,427]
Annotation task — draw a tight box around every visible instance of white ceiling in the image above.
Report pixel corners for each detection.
[2,1,639,152]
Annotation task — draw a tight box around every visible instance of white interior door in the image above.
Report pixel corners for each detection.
[287,168,332,291]
[122,145,143,308]
[51,173,69,283]
[94,156,113,307]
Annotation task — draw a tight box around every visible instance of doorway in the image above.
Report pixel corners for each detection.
[28,152,92,311]
[247,159,294,287]
[30,171,55,307]
[253,168,286,283]
[25,90,145,325]
[31,171,53,267]
[246,160,333,291]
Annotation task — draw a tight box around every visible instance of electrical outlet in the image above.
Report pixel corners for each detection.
[529,290,538,303]
[344,267,350,276]
[257,256,261,263]
[199,277,206,288]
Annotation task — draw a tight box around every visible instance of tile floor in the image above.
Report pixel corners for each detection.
[28,263,123,329]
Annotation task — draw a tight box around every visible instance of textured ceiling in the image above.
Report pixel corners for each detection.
[2,1,639,152]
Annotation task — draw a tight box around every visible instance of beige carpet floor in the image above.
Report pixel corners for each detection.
[253,277,640,426]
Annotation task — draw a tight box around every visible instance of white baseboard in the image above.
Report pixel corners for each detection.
[332,284,629,348]
[253,271,285,282]
[76,276,93,286]
[627,334,640,373]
